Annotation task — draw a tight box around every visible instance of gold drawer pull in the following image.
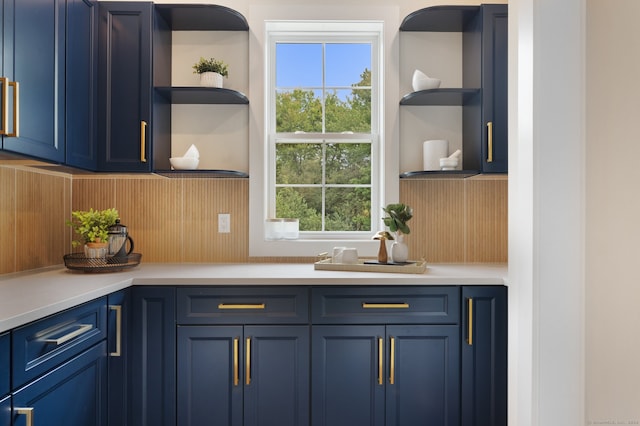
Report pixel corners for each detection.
[246,337,252,385]
[16,407,34,426]
[43,324,93,345]
[0,77,7,135]
[140,121,147,163]
[362,303,409,309]
[109,305,122,357]
[233,337,239,386]
[218,303,266,310]
[389,336,396,385]
[377,337,383,385]
[486,121,493,163]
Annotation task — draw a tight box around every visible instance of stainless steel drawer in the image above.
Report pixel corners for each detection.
[177,287,309,324]
[12,297,107,388]
[311,286,460,324]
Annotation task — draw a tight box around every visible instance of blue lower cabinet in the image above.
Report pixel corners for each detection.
[12,342,107,426]
[461,286,508,426]
[0,395,9,426]
[0,333,8,397]
[312,325,460,426]
[177,325,309,426]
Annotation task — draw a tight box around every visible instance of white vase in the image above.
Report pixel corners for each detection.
[199,72,223,88]
[391,233,409,263]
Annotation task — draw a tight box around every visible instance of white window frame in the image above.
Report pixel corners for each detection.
[251,20,385,257]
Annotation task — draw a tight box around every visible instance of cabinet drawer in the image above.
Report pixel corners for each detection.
[177,287,309,324]
[12,297,107,388]
[311,286,459,324]
[0,333,8,397]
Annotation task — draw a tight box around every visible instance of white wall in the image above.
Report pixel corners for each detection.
[586,0,640,423]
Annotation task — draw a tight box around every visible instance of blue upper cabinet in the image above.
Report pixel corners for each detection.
[2,0,66,162]
[400,4,508,174]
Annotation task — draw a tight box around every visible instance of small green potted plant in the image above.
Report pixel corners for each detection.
[67,208,119,257]
[382,203,413,262]
[192,57,229,88]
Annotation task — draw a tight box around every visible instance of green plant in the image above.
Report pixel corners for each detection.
[382,203,413,235]
[192,57,229,77]
[66,208,119,247]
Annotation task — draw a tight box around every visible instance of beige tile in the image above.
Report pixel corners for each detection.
[15,170,71,270]
[0,168,16,273]
[400,179,466,263]
[464,179,508,262]
[183,179,249,262]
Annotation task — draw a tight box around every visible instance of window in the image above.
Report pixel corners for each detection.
[265,21,383,242]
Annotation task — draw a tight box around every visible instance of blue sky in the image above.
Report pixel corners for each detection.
[276,43,371,88]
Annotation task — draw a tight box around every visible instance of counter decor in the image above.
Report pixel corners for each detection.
[382,203,413,263]
[192,56,228,88]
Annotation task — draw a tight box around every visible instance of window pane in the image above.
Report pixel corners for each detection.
[325,143,371,184]
[276,43,322,87]
[276,89,323,133]
[325,89,371,133]
[325,187,371,231]
[325,43,371,87]
[276,187,322,231]
[276,143,323,184]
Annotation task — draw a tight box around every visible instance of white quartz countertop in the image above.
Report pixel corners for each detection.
[0,262,507,333]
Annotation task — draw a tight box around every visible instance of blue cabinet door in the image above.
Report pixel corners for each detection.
[243,326,310,426]
[0,395,9,426]
[107,289,130,426]
[97,2,153,172]
[177,325,244,426]
[0,333,8,397]
[2,0,65,162]
[12,342,107,426]
[130,286,176,426]
[66,0,98,170]
[312,325,386,426]
[461,286,508,426]
[177,325,309,426]
[386,325,460,426]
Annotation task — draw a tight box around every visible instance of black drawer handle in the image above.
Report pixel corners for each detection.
[362,303,409,309]
[43,324,93,345]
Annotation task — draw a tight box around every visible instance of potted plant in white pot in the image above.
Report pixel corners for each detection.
[192,56,229,88]
[382,203,413,263]
[66,208,119,258]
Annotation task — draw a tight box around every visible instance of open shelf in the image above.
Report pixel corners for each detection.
[400,88,479,106]
[400,5,479,32]
[155,4,248,31]
[400,170,480,179]
[155,87,249,104]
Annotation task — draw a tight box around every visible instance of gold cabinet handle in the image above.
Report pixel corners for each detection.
[245,337,251,385]
[43,324,93,345]
[233,337,239,386]
[467,298,473,346]
[140,120,147,162]
[486,121,493,163]
[109,305,122,357]
[16,407,34,426]
[377,337,383,385]
[0,77,7,135]
[389,336,396,385]
[362,303,409,309]
[218,303,266,310]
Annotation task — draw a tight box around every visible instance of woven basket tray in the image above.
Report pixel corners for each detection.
[63,253,142,273]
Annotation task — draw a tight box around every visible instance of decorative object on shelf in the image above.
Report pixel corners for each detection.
[170,144,200,170]
[67,208,119,259]
[192,57,229,88]
[373,231,394,263]
[412,69,441,91]
[423,139,449,171]
[382,203,413,263]
[440,149,462,170]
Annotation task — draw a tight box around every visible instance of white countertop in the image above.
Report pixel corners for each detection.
[0,262,507,333]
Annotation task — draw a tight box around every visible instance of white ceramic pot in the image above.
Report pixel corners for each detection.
[199,72,223,88]
[391,233,409,263]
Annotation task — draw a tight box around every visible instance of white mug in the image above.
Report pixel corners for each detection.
[332,247,347,263]
[341,248,358,264]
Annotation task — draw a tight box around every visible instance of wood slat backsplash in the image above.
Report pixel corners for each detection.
[0,164,506,272]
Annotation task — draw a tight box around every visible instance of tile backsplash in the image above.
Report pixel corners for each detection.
[0,162,507,274]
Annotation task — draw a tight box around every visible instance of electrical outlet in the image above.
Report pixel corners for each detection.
[218,213,231,233]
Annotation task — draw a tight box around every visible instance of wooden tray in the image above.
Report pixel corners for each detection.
[314,258,427,274]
